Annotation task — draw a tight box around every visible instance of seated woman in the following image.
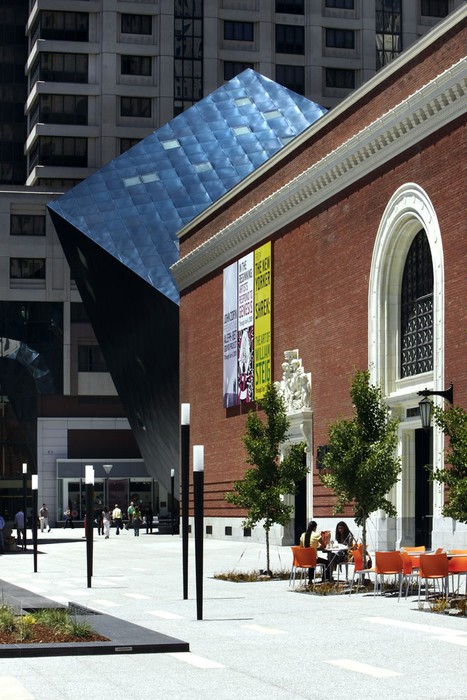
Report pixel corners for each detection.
[327,521,356,580]
[300,520,331,583]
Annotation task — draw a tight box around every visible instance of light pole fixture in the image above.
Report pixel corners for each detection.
[85,464,94,588]
[22,463,28,550]
[170,468,175,535]
[417,383,454,430]
[103,464,113,506]
[181,403,190,600]
[193,445,204,621]
[31,474,38,572]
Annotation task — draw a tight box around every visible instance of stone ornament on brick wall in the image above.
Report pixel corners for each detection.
[275,350,311,413]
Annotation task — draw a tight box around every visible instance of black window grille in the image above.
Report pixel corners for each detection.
[400,230,433,378]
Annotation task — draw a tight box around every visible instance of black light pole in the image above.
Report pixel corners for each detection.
[170,468,175,535]
[32,474,38,572]
[85,465,94,588]
[22,463,28,550]
[193,445,204,621]
[181,403,190,600]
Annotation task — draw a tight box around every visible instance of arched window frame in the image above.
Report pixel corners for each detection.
[368,183,444,399]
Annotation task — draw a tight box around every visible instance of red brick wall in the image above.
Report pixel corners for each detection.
[179,17,467,518]
[180,117,466,519]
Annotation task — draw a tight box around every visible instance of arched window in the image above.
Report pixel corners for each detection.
[400,229,433,378]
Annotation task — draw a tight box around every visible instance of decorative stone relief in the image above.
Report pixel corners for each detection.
[275,349,311,413]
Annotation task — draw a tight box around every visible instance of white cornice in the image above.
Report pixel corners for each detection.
[172,57,466,291]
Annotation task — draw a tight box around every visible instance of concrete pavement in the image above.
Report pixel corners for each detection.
[0,527,466,700]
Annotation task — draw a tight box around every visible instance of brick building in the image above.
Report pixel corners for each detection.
[173,7,466,549]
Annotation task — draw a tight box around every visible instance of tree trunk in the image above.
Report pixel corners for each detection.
[362,517,367,575]
[266,527,271,575]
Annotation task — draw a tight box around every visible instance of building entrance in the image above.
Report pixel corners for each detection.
[414,428,432,548]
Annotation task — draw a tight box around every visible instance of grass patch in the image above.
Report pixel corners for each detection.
[214,569,290,582]
[0,603,108,644]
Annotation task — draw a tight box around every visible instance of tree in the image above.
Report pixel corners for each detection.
[319,369,401,565]
[430,404,467,523]
[225,383,308,575]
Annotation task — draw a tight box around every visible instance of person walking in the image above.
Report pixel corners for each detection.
[39,504,51,532]
[102,507,111,539]
[133,506,142,537]
[144,503,153,534]
[0,513,5,554]
[127,501,135,529]
[14,509,25,544]
[112,504,123,535]
[63,508,74,528]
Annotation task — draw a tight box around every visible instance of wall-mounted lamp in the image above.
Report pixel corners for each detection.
[417,382,453,430]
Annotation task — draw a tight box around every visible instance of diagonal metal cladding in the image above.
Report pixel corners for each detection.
[46,70,326,491]
[49,210,179,494]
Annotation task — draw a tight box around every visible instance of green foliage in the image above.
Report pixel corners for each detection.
[320,369,401,524]
[225,383,308,571]
[431,404,467,523]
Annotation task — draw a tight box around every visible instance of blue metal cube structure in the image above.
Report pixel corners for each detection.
[48,70,326,491]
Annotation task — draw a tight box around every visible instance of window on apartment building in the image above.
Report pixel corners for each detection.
[326,0,354,8]
[275,0,304,13]
[224,21,254,42]
[223,62,254,81]
[121,55,152,76]
[39,11,89,42]
[120,97,152,118]
[400,230,433,378]
[120,138,141,154]
[275,24,305,54]
[174,2,203,115]
[325,28,355,49]
[31,137,87,168]
[10,258,46,280]
[276,64,305,94]
[421,0,449,16]
[10,214,45,237]
[37,53,88,83]
[375,0,402,70]
[78,345,108,373]
[121,13,152,35]
[38,95,88,125]
[325,67,355,88]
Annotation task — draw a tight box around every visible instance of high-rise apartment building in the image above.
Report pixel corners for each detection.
[1,0,462,188]
[0,0,462,523]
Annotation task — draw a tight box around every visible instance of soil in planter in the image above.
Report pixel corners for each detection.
[0,624,109,644]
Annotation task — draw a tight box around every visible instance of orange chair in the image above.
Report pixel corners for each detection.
[374,551,403,599]
[403,546,425,570]
[418,553,449,602]
[399,550,419,599]
[348,547,375,595]
[289,546,325,589]
[448,555,467,595]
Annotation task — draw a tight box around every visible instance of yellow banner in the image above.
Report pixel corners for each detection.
[254,241,272,400]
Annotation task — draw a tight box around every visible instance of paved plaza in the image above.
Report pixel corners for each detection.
[0,527,466,700]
